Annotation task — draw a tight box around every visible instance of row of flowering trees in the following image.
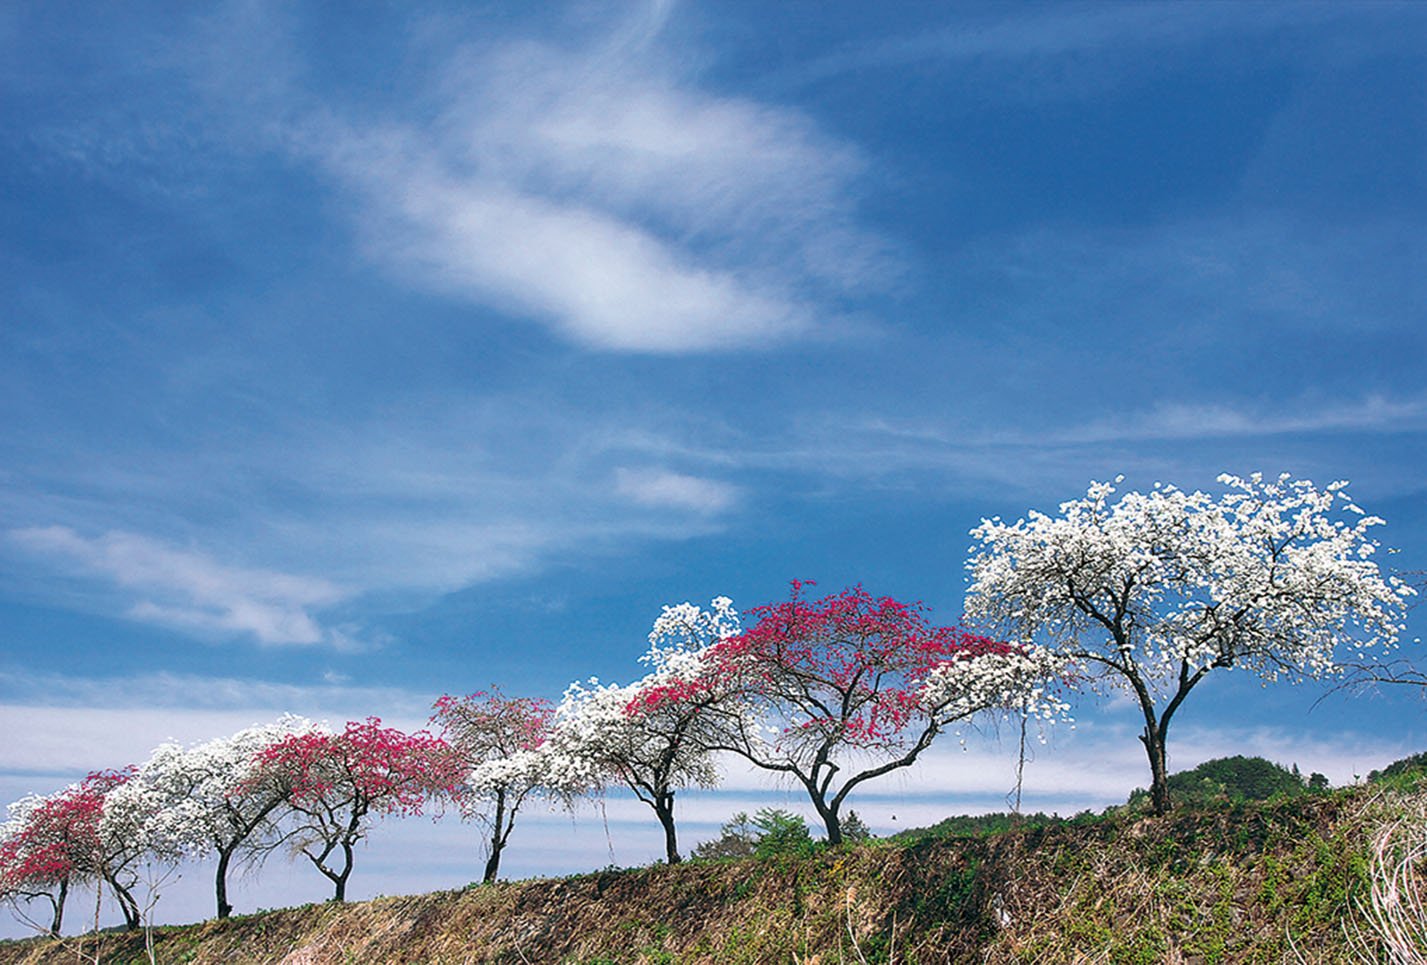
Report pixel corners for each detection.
[0,587,1060,934]
[0,718,465,935]
[2,472,1415,936]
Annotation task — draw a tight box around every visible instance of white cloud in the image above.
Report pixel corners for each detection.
[386,177,808,352]
[614,467,739,513]
[300,17,885,352]
[6,527,348,646]
[0,671,436,777]
[1044,395,1427,445]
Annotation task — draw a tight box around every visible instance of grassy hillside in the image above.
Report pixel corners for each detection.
[0,784,1422,964]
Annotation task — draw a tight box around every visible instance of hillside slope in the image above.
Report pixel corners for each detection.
[0,788,1418,964]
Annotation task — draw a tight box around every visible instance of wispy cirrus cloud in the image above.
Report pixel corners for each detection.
[7,527,349,646]
[591,391,1427,509]
[1049,396,1427,445]
[0,398,751,645]
[780,2,1421,96]
[838,394,1427,453]
[292,12,887,353]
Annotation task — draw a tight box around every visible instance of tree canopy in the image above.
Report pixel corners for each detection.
[967,472,1414,814]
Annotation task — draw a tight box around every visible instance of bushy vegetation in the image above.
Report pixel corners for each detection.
[691,808,823,860]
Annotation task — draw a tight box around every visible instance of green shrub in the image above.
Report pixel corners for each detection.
[752,808,815,859]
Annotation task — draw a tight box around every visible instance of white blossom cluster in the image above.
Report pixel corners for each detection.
[102,715,320,863]
[553,598,739,797]
[0,795,41,844]
[966,472,1415,693]
[553,669,721,794]
[555,599,759,805]
[642,595,740,672]
[920,645,1070,724]
[462,747,580,805]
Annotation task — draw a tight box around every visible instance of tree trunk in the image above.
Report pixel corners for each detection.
[215,846,234,919]
[108,877,141,931]
[481,848,502,884]
[332,842,354,902]
[483,788,507,884]
[813,792,843,846]
[49,877,68,936]
[1140,725,1172,815]
[654,792,680,865]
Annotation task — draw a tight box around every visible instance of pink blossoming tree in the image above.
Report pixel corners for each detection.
[257,719,460,901]
[0,789,95,936]
[684,583,1063,845]
[0,769,148,934]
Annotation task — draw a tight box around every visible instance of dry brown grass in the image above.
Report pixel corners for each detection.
[0,788,1421,964]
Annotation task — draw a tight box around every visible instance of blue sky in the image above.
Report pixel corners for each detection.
[3,0,1426,931]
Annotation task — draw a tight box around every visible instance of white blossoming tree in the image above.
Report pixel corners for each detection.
[105,716,317,919]
[552,597,742,864]
[966,472,1416,814]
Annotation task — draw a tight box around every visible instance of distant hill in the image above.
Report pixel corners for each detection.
[1369,750,1427,783]
[1127,754,1328,809]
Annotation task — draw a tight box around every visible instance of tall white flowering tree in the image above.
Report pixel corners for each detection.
[552,597,741,864]
[106,716,316,919]
[966,472,1416,814]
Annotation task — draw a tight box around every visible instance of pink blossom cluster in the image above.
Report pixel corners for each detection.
[256,718,457,818]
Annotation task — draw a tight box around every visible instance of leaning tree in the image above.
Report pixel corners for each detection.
[670,582,1062,845]
[554,596,742,864]
[108,716,317,919]
[966,472,1415,814]
[0,790,90,936]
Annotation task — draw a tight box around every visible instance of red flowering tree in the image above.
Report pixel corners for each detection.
[0,790,94,936]
[257,719,460,901]
[689,582,1063,845]
[0,769,145,935]
[431,689,555,883]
